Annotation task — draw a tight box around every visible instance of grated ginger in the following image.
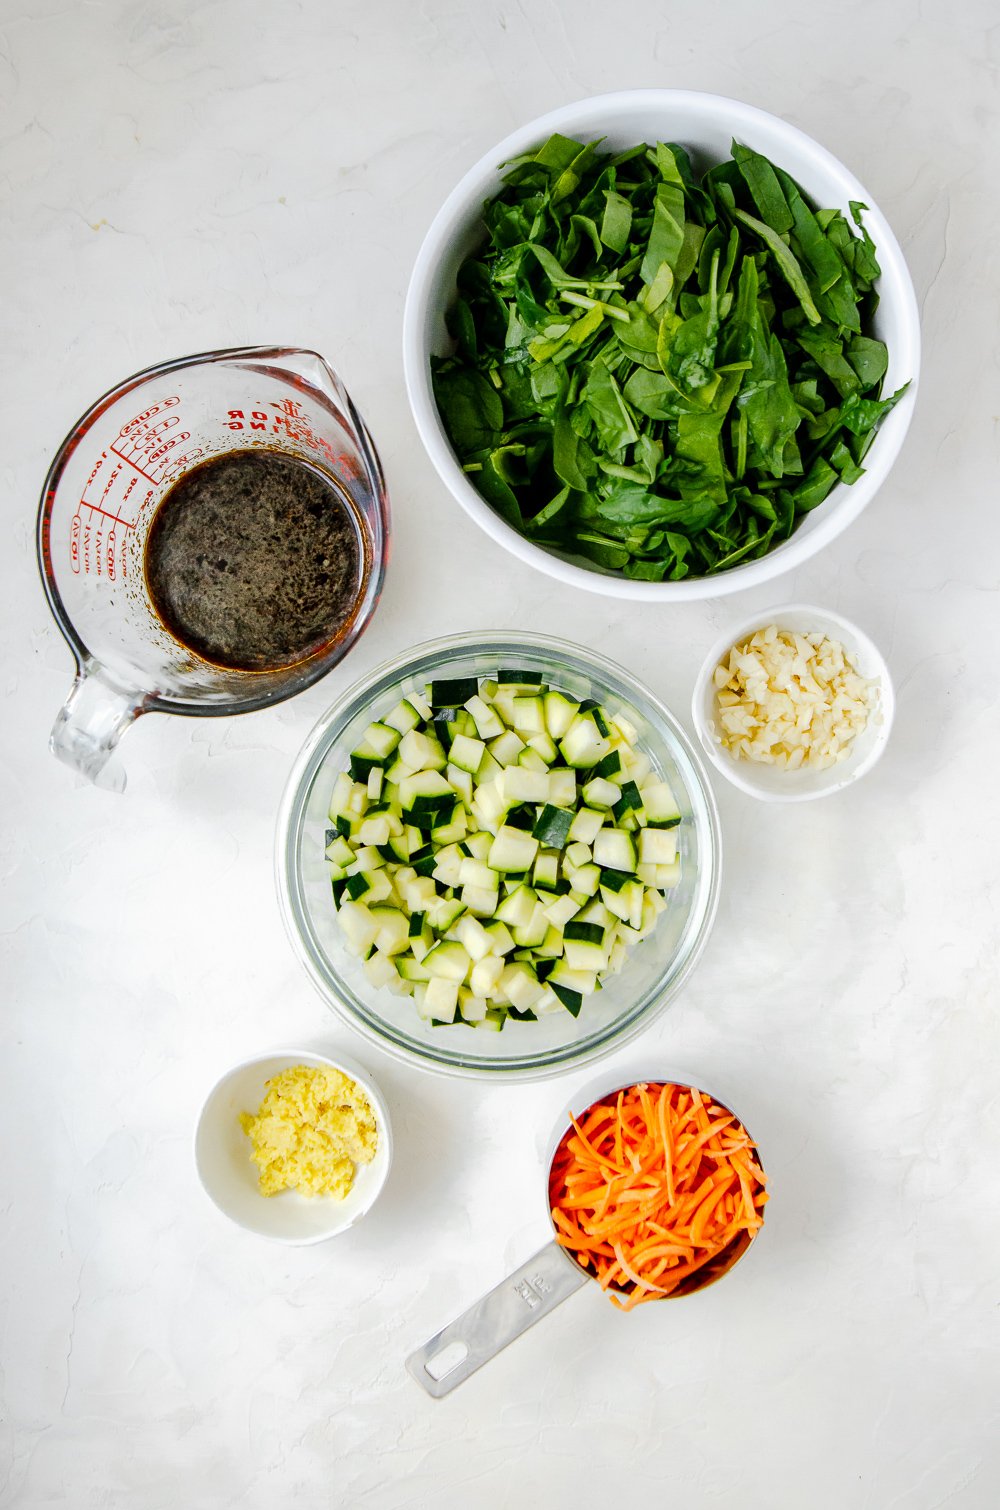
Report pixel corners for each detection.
[239,1065,378,1199]
[711,624,878,770]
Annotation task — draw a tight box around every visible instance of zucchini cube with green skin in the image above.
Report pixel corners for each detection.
[543,691,579,738]
[499,963,544,1011]
[547,769,577,809]
[502,765,548,805]
[421,977,459,1023]
[488,729,525,768]
[324,835,355,868]
[511,902,551,949]
[384,698,423,735]
[462,827,492,863]
[430,810,468,846]
[549,960,597,996]
[495,883,538,929]
[327,770,355,820]
[567,807,604,846]
[592,828,637,872]
[399,729,447,773]
[511,695,546,735]
[455,915,494,960]
[532,849,561,891]
[559,712,613,769]
[465,693,505,740]
[337,900,379,956]
[449,733,485,775]
[361,722,401,760]
[638,827,678,867]
[461,883,500,918]
[526,731,558,763]
[470,954,505,997]
[564,841,592,870]
[564,861,601,897]
[423,940,471,983]
[640,780,682,827]
[542,892,581,929]
[471,779,508,831]
[358,815,392,847]
[488,825,539,874]
[458,857,497,891]
[582,776,621,810]
[459,990,490,1024]
[369,905,410,956]
[364,952,400,991]
[517,747,548,775]
[446,764,475,806]
[483,920,515,956]
[427,892,465,930]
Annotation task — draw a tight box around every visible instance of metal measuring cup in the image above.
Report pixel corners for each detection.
[37,347,389,791]
[407,1075,766,1397]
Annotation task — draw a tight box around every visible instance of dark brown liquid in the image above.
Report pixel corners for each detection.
[144,450,365,672]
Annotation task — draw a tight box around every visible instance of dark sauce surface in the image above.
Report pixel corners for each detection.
[144,450,364,672]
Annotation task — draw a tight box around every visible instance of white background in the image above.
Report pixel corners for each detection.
[2,1,998,1506]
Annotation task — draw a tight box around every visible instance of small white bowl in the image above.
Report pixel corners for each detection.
[690,603,894,801]
[403,90,920,602]
[194,1049,392,1244]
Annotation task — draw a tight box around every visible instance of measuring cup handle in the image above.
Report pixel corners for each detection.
[406,1241,587,1398]
[50,669,145,793]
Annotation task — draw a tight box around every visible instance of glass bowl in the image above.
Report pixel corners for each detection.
[276,633,721,1080]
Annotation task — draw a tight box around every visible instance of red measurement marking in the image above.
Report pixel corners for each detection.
[79,499,137,530]
[109,445,160,485]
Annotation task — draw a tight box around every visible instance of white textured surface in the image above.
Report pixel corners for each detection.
[1,1,998,1505]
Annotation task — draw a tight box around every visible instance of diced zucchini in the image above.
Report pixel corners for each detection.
[642,780,682,827]
[547,769,577,809]
[424,941,471,983]
[543,690,579,738]
[510,694,546,735]
[423,976,460,1023]
[449,733,485,775]
[568,807,604,845]
[496,884,537,929]
[502,765,549,805]
[326,669,672,1028]
[592,828,637,872]
[533,804,573,847]
[582,776,621,810]
[559,712,612,769]
[465,694,505,739]
[489,729,525,767]
[488,826,539,874]
[638,827,678,867]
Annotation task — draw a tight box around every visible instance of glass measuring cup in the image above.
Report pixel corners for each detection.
[407,1074,767,1397]
[37,347,389,792]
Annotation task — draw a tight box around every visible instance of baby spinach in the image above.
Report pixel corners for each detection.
[432,136,908,582]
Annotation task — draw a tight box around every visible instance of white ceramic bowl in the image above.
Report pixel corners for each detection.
[194,1049,392,1243]
[403,90,920,601]
[690,603,894,801]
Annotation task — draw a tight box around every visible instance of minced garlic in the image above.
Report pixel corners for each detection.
[712,624,877,770]
[239,1065,378,1199]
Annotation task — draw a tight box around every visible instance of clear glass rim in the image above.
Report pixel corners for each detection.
[36,345,388,718]
[275,630,723,1081]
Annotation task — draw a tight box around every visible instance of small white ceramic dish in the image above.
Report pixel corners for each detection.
[403,89,920,601]
[194,1048,392,1243]
[690,603,894,801]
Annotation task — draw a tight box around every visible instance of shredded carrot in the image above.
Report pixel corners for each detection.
[549,1082,767,1311]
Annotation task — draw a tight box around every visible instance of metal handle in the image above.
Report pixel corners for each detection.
[49,667,144,792]
[406,1242,587,1398]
